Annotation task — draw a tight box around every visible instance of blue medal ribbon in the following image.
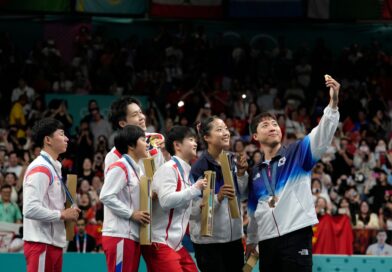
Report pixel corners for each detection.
[123,155,141,182]
[40,154,75,205]
[260,161,278,197]
[172,156,194,185]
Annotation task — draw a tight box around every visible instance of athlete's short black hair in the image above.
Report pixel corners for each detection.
[32,118,64,148]
[250,112,278,134]
[109,96,142,130]
[165,126,197,156]
[114,125,145,155]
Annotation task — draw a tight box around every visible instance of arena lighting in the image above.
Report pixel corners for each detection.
[242,94,247,99]
[178,100,185,107]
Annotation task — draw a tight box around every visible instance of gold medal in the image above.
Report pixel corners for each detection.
[268,196,278,208]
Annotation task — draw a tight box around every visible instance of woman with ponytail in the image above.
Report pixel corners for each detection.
[190,116,249,272]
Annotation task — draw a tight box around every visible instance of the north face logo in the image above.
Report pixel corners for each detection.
[298,249,309,255]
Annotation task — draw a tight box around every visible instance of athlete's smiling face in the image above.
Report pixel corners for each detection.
[253,117,282,148]
[120,103,146,131]
[203,118,230,150]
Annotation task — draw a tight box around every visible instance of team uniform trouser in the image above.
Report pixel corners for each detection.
[24,241,63,272]
[258,226,313,272]
[193,239,244,272]
[102,236,141,272]
[141,243,198,272]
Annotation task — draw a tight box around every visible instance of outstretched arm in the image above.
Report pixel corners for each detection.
[303,75,340,168]
[326,74,340,109]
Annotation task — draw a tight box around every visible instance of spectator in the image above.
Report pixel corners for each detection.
[353,140,376,180]
[246,102,260,130]
[5,152,22,178]
[0,129,12,153]
[89,106,112,147]
[90,175,103,205]
[67,217,97,253]
[315,196,331,216]
[2,172,19,203]
[366,230,392,256]
[285,109,306,139]
[353,200,381,229]
[49,100,73,136]
[91,175,103,195]
[27,96,46,127]
[370,110,390,140]
[0,184,22,223]
[312,162,333,194]
[9,94,28,139]
[11,78,35,110]
[81,100,100,123]
[75,120,94,171]
[331,137,354,181]
[92,152,105,178]
[374,139,389,168]
[328,188,340,215]
[78,192,95,223]
[312,178,331,205]
[8,226,24,253]
[379,192,392,231]
[79,158,95,184]
[337,197,352,219]
[249,150,263,168]
[95,135,109,155]
[365,169,392,213]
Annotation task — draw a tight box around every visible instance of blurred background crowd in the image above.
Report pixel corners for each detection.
[1,18,392,255]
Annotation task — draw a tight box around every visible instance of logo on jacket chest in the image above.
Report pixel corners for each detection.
[278,156,286,167]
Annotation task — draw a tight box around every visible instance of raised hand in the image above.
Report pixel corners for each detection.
[324,74,340,108]
[236,152,248,176]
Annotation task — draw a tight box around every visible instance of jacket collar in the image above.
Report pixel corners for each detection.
[257,145,287,168]
[202,151,220,167]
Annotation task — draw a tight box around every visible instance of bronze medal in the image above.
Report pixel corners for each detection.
[268,196,278,208]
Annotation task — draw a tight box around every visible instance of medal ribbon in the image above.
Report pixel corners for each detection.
[123,155,141,182]
[171,156,194,185]
[260,161,278,197]
[40,154,75,205]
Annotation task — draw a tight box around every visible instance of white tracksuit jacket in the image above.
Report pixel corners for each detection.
[23,151,66,248]
[100,154,143,241]
[151,156,201,251]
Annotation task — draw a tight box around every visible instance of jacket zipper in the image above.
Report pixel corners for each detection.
[175,210,187,250]
[271,210,281,236]
[174,179,188,250]
[228,200,233,241]
[268,162,280,236]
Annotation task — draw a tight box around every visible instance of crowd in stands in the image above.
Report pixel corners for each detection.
[0,22,392,254]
